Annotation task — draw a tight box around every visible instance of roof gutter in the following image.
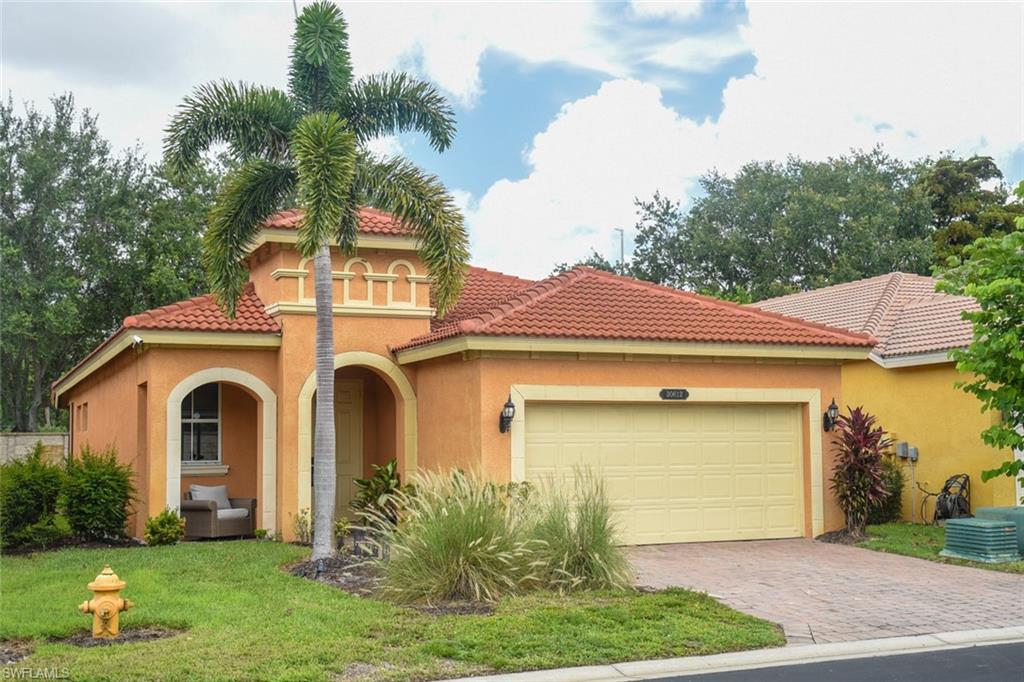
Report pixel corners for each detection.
[869,349,955,369]
[51,329,281,406]
[395,335,873,365]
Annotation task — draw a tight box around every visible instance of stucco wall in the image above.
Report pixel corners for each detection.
[413,353,846,535]
[842,360,1016,519]
[64,348,150,534]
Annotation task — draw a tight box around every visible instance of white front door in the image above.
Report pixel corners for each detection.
[335,380,363,518]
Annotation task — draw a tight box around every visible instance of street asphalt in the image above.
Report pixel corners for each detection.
[658,642,1024,682]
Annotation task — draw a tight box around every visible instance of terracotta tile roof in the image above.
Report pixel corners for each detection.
[431,266,536,331]
[396,267,874,353]
[264,206,415,237]
[123,282,280,334]
[751,273,977,358]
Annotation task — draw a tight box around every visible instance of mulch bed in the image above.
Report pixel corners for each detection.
[815,529,863,545]
[58,627,182,648]
[0,640,32,664]
[290,554,382,597]
[288,554,494,616]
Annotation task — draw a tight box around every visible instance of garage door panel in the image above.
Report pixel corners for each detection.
[525,402,804,545]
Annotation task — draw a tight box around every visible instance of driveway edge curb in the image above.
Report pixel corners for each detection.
[444,627,1024,681]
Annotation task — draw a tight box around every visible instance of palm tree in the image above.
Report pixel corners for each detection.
[164,1,468,560]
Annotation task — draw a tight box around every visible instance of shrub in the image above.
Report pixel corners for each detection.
[293,508,312,545]
[144,508,186,546]
[352,459,411,527]
[867,456,905,525]
[334,517,350,551]
[368,470,537,603]
[254,528,269,541]
[63,446,134,541]
[531,469,632,592]
[830,407,892,538]
[0,443,66,549]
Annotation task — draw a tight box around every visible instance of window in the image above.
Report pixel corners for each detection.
[180,384,220,463]
[76,403,88,432]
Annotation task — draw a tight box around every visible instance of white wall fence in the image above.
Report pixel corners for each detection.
[0,432,69,464]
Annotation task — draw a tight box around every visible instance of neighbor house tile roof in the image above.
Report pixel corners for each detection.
[751,272,977,358]
[264,206,415,237]
[123,282,280,334]
[396,267,874,352]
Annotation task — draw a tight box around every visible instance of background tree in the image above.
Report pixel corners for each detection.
[0,95,216,431]
[937,182,1024,502]
[551,249,617,276]
[916,155,1024,263]
[631,149,934,301]
[164,1,467,560]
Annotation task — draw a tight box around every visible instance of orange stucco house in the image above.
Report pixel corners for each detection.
[53,208,875,543]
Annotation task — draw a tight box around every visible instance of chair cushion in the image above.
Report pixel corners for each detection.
[190,484,230,510]
[216,507,249,520]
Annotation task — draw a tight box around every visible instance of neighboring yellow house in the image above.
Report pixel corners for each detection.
[755,273,1021,520]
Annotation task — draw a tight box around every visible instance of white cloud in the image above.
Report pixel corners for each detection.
[468,1,1024,278]
[646,33,750,72]
[2,1,742,158]
[468,80,710,277]
[630,1,703,22]
[363,135,403,159]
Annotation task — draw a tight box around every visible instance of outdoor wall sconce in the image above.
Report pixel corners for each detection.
[499,395,516,433]
[822,398,840,432]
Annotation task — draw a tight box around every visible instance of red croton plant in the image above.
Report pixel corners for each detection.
[830,407,893,539]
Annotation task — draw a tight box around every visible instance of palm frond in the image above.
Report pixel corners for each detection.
[353,154,469,314]
[291,112,357,258]
[204,160,297,315]
[164,81,297,177]
[289,1,353,113]
[342,73,456,152]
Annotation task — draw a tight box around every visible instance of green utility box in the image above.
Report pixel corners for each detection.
[940,518,1021,563]
[975,506,1024,554]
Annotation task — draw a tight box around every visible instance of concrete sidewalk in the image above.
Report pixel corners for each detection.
[443,627,1024,682]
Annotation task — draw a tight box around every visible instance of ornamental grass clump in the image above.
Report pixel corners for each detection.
[830,406,892,539]
[365,469,538,604]
[531,468,632,592]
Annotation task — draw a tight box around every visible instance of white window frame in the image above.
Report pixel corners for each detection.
[180,383,222,466]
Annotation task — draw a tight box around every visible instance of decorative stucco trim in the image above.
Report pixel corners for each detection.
[166,367,278,532]
[869,350,954,368]
[296,351,418,514]
[181,463,230,476]
[396,336,872,365]
[264,302,435,318]
[247,229,419,253]
[507,385,825,537]
[270,268,307,280]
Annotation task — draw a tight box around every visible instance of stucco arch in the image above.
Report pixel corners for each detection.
[296,351,417,512]
[166,367,278,531]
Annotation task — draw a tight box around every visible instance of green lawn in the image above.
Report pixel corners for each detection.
[1,541,783,681]
[860,522,1024,574]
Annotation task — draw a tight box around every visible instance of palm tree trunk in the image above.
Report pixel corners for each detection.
[311,244,336,560]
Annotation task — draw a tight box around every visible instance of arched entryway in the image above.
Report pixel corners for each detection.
[166,368,278,531]
[296,351,416,516]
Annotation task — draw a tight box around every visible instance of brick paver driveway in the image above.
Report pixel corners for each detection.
[630,539,1024,644]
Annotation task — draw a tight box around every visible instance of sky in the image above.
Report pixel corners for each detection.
[3,1,1023,279]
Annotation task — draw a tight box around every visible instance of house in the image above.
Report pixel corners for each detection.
[753,273,1021,520]
[53,208,876,543]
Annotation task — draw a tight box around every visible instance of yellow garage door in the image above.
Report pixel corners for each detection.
[525,402,805,545]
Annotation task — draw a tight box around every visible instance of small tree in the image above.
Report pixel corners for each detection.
[830,407,892,538]
[937,182,1024,502]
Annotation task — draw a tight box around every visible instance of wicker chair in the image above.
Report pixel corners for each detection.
[181,486,256,539]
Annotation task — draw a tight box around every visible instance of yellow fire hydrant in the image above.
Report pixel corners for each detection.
[78,565,133,639]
